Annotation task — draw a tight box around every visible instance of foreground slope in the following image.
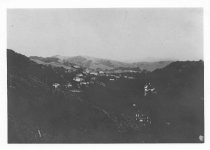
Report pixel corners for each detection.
[8,50,119,143]
[8,49,204,143]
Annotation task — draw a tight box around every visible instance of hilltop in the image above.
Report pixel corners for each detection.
[30,55,172,72]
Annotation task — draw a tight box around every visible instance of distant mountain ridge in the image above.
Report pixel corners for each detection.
[30,55,173,71]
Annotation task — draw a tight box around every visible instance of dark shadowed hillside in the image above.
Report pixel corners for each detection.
[8,50,119,143]
[133,61,173,71]
[8,49,204,143]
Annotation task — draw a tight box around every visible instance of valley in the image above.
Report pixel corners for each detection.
[7,49,204,143]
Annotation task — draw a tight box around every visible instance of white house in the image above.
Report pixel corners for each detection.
[124,76,128,78]
[128,76,135,79]
[65,82,73,88]
[76,73,83,77]
[80,82,89,86]
[70,89,81,93]
[85,69,90,73]
[52,83,60,89]
[73,77,83,82]
[115,76,120,79]
[90,72,98,76]
[99,71,105,75]
[73,65,80,69]
[144,82,157,96]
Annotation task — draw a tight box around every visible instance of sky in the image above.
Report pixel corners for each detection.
[7,8,203,62]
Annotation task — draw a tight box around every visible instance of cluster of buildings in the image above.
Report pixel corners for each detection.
[135,112,151,126]
[51,70,101,92]
[144,82,157,96]
[131,103,151,125]
[51,66,138,93]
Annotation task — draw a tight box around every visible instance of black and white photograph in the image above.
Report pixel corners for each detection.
[7,8,204,143]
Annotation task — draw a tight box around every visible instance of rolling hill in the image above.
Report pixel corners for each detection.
[30,55,173,71]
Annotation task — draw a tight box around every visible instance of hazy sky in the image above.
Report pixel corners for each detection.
[7,8,203,62]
